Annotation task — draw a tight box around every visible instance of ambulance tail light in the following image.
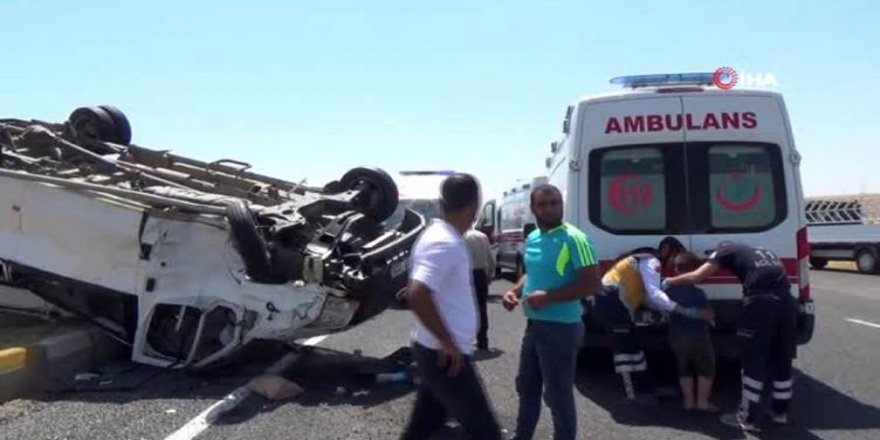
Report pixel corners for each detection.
[797,226,811,300]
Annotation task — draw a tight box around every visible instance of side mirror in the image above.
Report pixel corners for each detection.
[523,223,537,237]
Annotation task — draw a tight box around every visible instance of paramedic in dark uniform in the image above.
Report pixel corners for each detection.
[596,237,714,404]
[664,241,796,431]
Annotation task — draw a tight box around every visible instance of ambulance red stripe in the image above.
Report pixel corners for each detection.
[597,257,802,286]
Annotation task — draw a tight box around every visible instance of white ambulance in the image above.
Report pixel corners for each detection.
[544,73,815,357]
[477,175,547,278]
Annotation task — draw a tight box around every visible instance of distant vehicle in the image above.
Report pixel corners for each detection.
[805,193,880,274]
[0,106,425,369]
[385,170,453,226]
[544,72,815,357]
[475,175,547,278]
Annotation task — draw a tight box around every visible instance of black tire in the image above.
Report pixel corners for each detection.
[809,257,828,270]
[855,248,878,274]
[98,105,132,145]
[340,167,399,221]
[68,106,121,146]
[225,200,273,283]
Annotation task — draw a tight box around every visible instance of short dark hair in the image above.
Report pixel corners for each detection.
[659,236,687,256]
[440,173,480,213]
[529,184,562,205]
[674,251,704,272]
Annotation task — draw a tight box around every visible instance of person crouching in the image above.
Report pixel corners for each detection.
[667,252,718,413]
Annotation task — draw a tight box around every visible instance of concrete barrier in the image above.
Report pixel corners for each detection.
[0,324,127,403]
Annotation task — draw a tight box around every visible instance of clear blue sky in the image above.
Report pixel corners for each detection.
[1,0,876,200]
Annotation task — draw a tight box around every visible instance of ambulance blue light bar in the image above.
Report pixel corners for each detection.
[610,72,715,88]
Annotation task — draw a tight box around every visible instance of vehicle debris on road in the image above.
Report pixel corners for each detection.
[247,374,305,400]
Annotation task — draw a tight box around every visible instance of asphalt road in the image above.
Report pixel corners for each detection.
[1,269,878,440]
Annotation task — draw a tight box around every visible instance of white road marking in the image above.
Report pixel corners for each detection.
[164,398,233,440]
[846,318,880,329]
[302,335,328,346]
[164,335,328,440]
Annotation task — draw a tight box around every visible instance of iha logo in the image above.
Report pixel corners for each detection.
[713,67,778,89]
[713,67,738,89]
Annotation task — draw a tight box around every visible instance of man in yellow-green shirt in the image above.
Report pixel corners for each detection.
[503,184,601,440]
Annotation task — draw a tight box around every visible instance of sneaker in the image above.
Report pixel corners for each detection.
[720,412,760,432]
[769,412,788,425]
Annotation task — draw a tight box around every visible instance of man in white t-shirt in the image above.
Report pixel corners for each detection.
[400,173,502,440]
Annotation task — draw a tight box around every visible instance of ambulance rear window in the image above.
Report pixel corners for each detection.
[588,141,786,235]
[595,146,667,233]
[499,192,528,231]
[698,143,787,232]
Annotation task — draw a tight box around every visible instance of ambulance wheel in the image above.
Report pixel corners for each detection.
[515,256,525,280]
[855,248,878,274]
[340,167,399,222]
[809,257,828,270]
[225,200,274,283]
